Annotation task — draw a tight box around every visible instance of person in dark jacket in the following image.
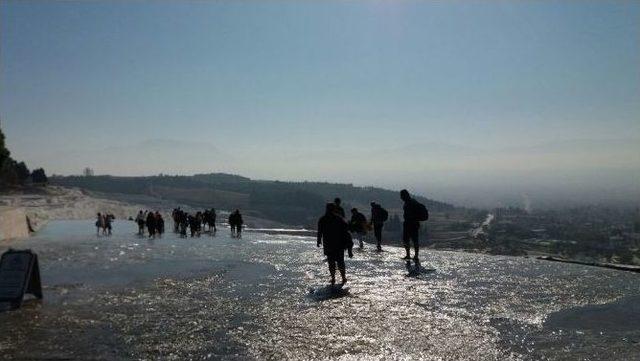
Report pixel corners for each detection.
[146,211,157,238]
[179,211,188,237]
[400,189,424,260]
[229,210,243,238]
[195,211,203,236]
[349,208,368,249]
[172,208,180,233]
[188,214,199,237]
[228,213,236,236]
[135,210,145,236]
[209,208,217,233]
[105,214,114,236]
[317,203,353,285]
[155,212,164,236]
[96,213,104,236]
[333,198,346,218]
[370,202,387,251]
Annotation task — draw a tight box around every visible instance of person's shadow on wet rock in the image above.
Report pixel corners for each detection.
[307,285,350,302]
[405,260,435,278]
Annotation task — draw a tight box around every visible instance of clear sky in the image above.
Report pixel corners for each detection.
[1,1,639,206]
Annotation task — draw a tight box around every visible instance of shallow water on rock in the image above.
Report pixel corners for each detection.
[1,220,639,360]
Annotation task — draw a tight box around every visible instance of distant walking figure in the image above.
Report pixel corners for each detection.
[333,198,346,218]
[96,213,104,236]
[209,208,217,233]
[370,202,389,251]
[155,212,164,236]
[179,212,188,237]
[349,208,368,249]
[229,209,244,238]
[135,210,145,236]
[172,208,180,233]
[317,203,353,285]
[195,211,203,236]
[400,189,429,261]
[188,214,198,237]
[104,214,114,236]
[146,211,157,238]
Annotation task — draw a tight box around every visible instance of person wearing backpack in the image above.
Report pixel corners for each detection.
[370,202,388,252]
[400,189,429,261]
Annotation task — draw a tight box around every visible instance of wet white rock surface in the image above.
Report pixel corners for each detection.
[1,220,639,360]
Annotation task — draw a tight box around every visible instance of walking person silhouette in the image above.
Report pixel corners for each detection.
[317,203,354,286]
[400,189,429,261]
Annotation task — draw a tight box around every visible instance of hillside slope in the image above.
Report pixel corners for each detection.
[51,173,454,226]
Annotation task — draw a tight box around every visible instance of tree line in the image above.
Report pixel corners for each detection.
[0,126,47,188]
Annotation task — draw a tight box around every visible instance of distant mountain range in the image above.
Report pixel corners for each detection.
[51,173,453,227]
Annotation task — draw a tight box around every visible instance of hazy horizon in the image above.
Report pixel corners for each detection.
[1,1,639,209]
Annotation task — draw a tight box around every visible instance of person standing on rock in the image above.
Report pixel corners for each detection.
[203,209,210,232]
[349,208,368,249]
[229,210,243,238]
[105,213,114,236]
[172,208,180,233]
[155,212,164,236]
[228,212,236,236]
[195,211,203,237]
[188,213,198,237]
[209,208,218,234]
[370,202,389,252]
[96,213,104,236]
[317,203,353,286]
[179,211,188,237]
[400,189,429,261]
[135,210,145,236]
[209,208,217,234]
[146,210,157,238]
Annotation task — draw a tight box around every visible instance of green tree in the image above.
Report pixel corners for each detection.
[31,168,48,184]
[1,159,18,185]
[15,161,30,184]
[0,126,11,175]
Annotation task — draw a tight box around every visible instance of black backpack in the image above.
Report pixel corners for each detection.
[380,207,389,222]
[415,202,429,221]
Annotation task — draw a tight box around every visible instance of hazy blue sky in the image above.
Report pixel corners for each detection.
[1,1,639,206]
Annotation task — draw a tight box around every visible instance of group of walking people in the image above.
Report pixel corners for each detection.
[171,208,217,238]
[317,189,428,285]
[138,207,242,239]
[228,209,244,238]
[118,189,426,287]
[135,210,165,238]
[95,213,115,236]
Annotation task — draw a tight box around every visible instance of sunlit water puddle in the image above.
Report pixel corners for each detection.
[1,220,639,360]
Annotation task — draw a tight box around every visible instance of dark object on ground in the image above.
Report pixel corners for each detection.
[0,249,43,310]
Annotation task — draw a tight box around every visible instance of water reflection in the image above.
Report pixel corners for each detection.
[0,220,638,360]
